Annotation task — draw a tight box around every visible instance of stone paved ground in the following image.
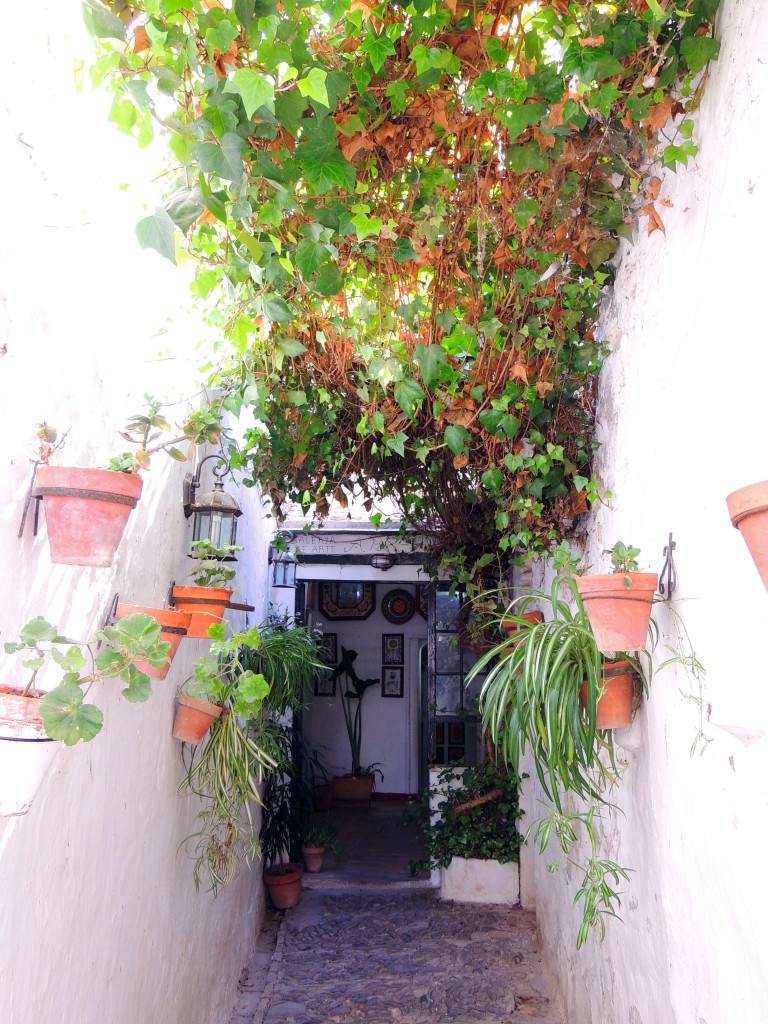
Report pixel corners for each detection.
[228,889,565,1024]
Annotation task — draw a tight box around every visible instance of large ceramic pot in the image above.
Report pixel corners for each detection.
[575,573,657,652]
[263,863,303,909]
[116,604,192,679]
[34,466,143,567]
[171,585,232,639]
[332,774,374,802]
[727,480,768,591]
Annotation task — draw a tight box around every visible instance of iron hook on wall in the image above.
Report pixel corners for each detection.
[659,532,677,599]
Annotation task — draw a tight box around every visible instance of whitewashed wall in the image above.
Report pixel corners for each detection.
[524,3,768,1021]
[0,7,270,1024]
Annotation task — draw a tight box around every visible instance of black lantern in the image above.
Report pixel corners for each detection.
[183,456,242,556]
[269,547,297,588]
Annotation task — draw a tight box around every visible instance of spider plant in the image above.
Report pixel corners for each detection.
[469,575,639,811]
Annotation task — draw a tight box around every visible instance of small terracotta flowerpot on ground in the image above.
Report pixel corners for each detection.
[116,604,192,679]
[264,864,303,909]
[171,585,232,638]
[575,573,657,652]
[580,660,635,730]
[302,846,326,873]
[172,694,223,743]
[34,466,143,567]
[727,480,768,591]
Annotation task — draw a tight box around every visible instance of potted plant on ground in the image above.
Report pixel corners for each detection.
[260,727,305,908]
[32,399,222,567]
[301,818,341,873]
[411,760,522,905]
[172,539,241,638]
[2,612,171,746]
[574,542,658,653]
[727,480,768,591]
[328,647,382,801]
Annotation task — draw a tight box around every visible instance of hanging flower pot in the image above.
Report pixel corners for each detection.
[580,660,635,730]
[172,693,223,743]
[34,466,143,567]
[727,480,768,591]
[575,573,657,652]
[171,585,232,639]
[263,863,303,909]
[0,686,57,817]
[116,604,191,679]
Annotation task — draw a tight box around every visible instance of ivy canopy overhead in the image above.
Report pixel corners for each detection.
[88,0,719,582]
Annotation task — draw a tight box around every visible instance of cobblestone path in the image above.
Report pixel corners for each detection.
[230,889,564,1024]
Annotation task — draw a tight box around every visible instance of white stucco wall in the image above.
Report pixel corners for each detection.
[1,7,271,1023]
[525,3,768,1021]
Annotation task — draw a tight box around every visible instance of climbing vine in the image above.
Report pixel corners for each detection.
[85,0,720,586]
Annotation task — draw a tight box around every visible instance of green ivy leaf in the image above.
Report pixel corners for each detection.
[310,262,343,296]
[136,209,177,264]
[394,377,427,417]
[225,68,275,118]
[197,132,246,187]
[264,296,293,321]
[444,425,470,456]
[295,238,331,278]
[362,31,396,73]
[82,0,126,41]
[298,67,330,107]
[680,36,720,76]
[514,198,539,229]
[414,343,448,391]
[295,118,355,193]
[40,683,104,746]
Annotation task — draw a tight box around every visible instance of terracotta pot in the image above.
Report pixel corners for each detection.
[727,480,768,591]
[302,845,326,873]
[575,573,657,652]
[332,774,374,802]
[172,694,223,743]
[501,610,543,643]
[34,466,143,567]
[116,604,192,680]
[580,660,635,730]
[263,863,303,909]
[171,585,232,639]
[0,686,57,817]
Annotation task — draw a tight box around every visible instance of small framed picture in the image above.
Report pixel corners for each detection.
[318,633,337,666]
[381,666,404,698]
[314,670,336,698]
[382,633,404,665]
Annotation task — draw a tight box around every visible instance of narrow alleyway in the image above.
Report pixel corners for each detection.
[226,805,564,1024]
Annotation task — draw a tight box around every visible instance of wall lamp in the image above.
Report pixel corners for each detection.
[183,455,242,556]
[370,553,395,571]
[269,546,298,588]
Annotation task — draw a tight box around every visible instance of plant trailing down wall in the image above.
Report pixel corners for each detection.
[85,0,720,585]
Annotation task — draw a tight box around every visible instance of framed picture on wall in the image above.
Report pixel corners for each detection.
[381,666,404,698]
[382,633,404,665]
[314,670,336,698]
[319,582,376,620]
[318,633,337,666]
